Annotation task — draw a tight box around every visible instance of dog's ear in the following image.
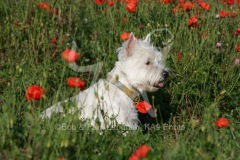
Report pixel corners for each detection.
[125,33,136,56]
[143,33,151,43]
[161,42,173,56]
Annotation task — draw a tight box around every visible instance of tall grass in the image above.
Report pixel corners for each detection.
[0,0,239,159]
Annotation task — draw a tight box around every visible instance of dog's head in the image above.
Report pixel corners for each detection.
[116,33,169,92]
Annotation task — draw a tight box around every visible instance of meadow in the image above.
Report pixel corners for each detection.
[0,0,240,159]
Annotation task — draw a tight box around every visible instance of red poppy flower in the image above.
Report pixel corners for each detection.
[67,77,85,90]
[234,27,240,35]
[26,18,32,23]
[26,85,44,101]
[126,0,138,6]
[199,2,210,10]
[227,0,234,5]
[120,32,130,40]
[129,144,150,160]
[108,0,114,6]
[62,49,80,62]
[50,9,59,16]
[188,16,198,28]
[177,52,182,62]
[227,12,238,18]
[128,154,139,160]
[172,7,178,14]
[219,11,227,18]
[96,0,105,4]
[163,0,173,4]
[51,37,56,44]
[15,21,20,27]
[215,117,229,128]
[126,2,137,13]
[38,2,50,11]
[180,1,194,11]
[135,101,153,114]
[236,45,240,51]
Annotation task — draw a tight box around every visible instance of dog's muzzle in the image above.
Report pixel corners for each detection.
[162,70,169,79]
[154,70,169,88]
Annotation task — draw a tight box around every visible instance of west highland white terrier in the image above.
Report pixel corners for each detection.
[41,33,169,130]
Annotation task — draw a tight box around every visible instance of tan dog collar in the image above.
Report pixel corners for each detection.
[107,76,140,102]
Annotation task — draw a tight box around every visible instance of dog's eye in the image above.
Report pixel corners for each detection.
[146,61,150,65]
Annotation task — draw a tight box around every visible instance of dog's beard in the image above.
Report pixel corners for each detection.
[134,76,166,92]
[141,72,165,87]
[145,85,159,92]
[136,84,160,92]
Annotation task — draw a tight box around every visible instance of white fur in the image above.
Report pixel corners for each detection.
[40,33,169,130]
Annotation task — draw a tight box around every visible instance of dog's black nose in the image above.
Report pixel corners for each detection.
[162,70,169,79]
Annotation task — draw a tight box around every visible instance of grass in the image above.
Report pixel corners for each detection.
[0,0,240,159]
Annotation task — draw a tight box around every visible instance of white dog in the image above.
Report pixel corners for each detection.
[41,33,169,130]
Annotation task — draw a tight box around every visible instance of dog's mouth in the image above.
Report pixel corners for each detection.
[154,81,165,88]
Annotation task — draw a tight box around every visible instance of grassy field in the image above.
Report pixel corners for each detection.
[0,0,240,159]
